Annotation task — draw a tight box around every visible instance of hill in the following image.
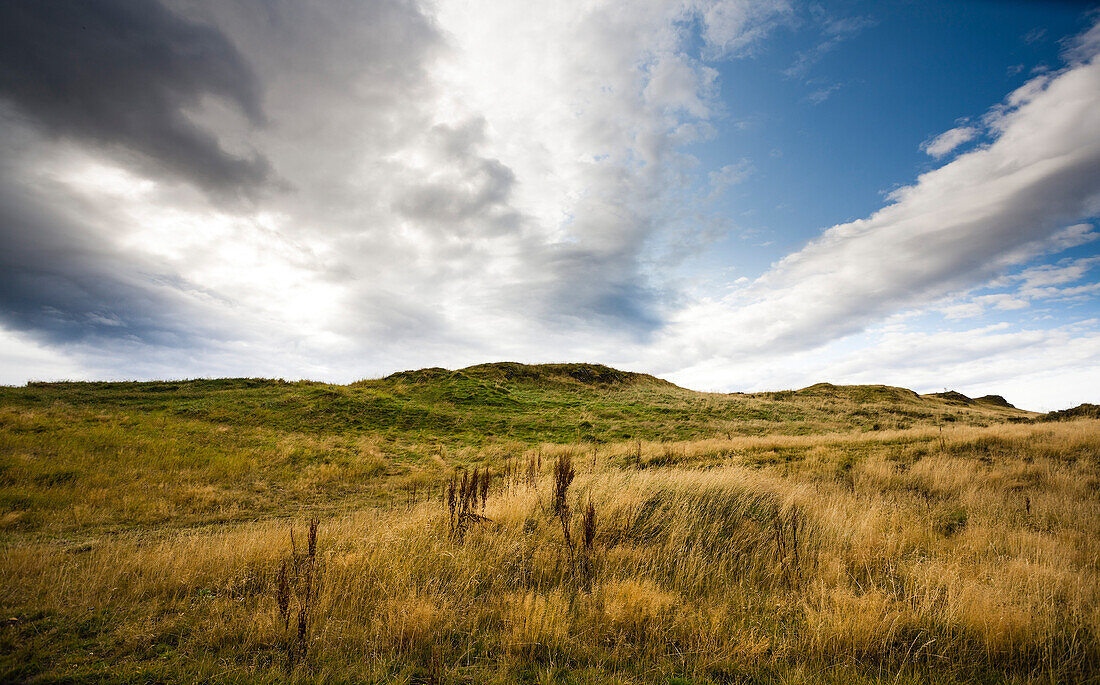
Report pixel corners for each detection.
[5,363,1034,449]
[384,362,673,388]
[923,389,1017,409]
[1041,402,1100,421]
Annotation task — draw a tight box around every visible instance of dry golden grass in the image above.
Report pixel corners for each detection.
[1,420,1097,683]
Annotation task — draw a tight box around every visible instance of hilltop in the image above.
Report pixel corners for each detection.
[1041,402,1100,421]
[383,362,673,388]
[924,389,1017,408]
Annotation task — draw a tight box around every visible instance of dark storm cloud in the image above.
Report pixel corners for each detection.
[0,0,270,195]
[0,181,217,347]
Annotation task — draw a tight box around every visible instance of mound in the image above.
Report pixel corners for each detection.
[451,362,673,389]
[795,383,920,403]
[382,367,454,384]
[1041,403,1100,421]
[927,390,972,403]
[975,394,1015,408]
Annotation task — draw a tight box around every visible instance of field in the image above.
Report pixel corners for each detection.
[0,363,1097,683]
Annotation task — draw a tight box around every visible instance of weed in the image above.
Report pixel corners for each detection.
[277,518,321,672]
[579,497,597,591]
[552,454,574,517]
[445,467,491,540]
[479,467,490,511]
[773,506,804,589]
[526,453,539,488]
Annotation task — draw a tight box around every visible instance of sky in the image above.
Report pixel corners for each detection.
[1,0,1099,411]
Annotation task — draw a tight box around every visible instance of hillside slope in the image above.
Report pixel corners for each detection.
[2,363,1034,447]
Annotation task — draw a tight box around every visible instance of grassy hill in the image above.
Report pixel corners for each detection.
[2,364,1096,684]
[0,363,1039,538]
[3,361,1035,444]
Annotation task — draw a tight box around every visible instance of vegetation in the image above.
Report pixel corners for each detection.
[1,363,1096,683]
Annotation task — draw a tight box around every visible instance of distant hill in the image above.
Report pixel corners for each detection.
[923,390,1016,409]
[927,390,972,403]
[975,394,1015,408]
[384,362,673,388]
[793,382,920,403]
[1041,403,1100,421]
[4,362,1039,447]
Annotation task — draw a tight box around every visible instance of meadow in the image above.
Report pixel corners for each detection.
[0,364,1096,683]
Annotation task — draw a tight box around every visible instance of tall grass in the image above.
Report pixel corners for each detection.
[0,421,1097,683]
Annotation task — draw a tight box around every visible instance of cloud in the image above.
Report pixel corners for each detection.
[805,82,842,104]
[1024,27,1048,45]
[699,0,794,58]
[918,233,1100,320]
[1061,14,1100,63]
[1018,254,1100,289]
[0,169,227,348]
[709,160,754,197]
[644,55,719,118]
[391,121,521,233]
[410,0,793,333]
[784,9,874,78]
[666,319,1100,411]
[920,125,979,158]
[0,0,271,197]
[822,322,1100,411]
[0,327,93,385]
[0,0,798,380]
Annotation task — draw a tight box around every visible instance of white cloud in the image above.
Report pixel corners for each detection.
[785,10,874,78]
[0,327,91,385]
[926,247,1100,320]
[805,82,842,104]
[1062,15,1100,64]
[920,125,979,158]
[708,159,754,196]
[699,0,794,58]
[1,0,799,382]
[1018,255,1100,289]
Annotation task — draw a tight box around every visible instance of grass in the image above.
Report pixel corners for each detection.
[0,364,1095,683]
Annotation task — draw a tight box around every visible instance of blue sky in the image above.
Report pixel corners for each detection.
[0,0,1098,410]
